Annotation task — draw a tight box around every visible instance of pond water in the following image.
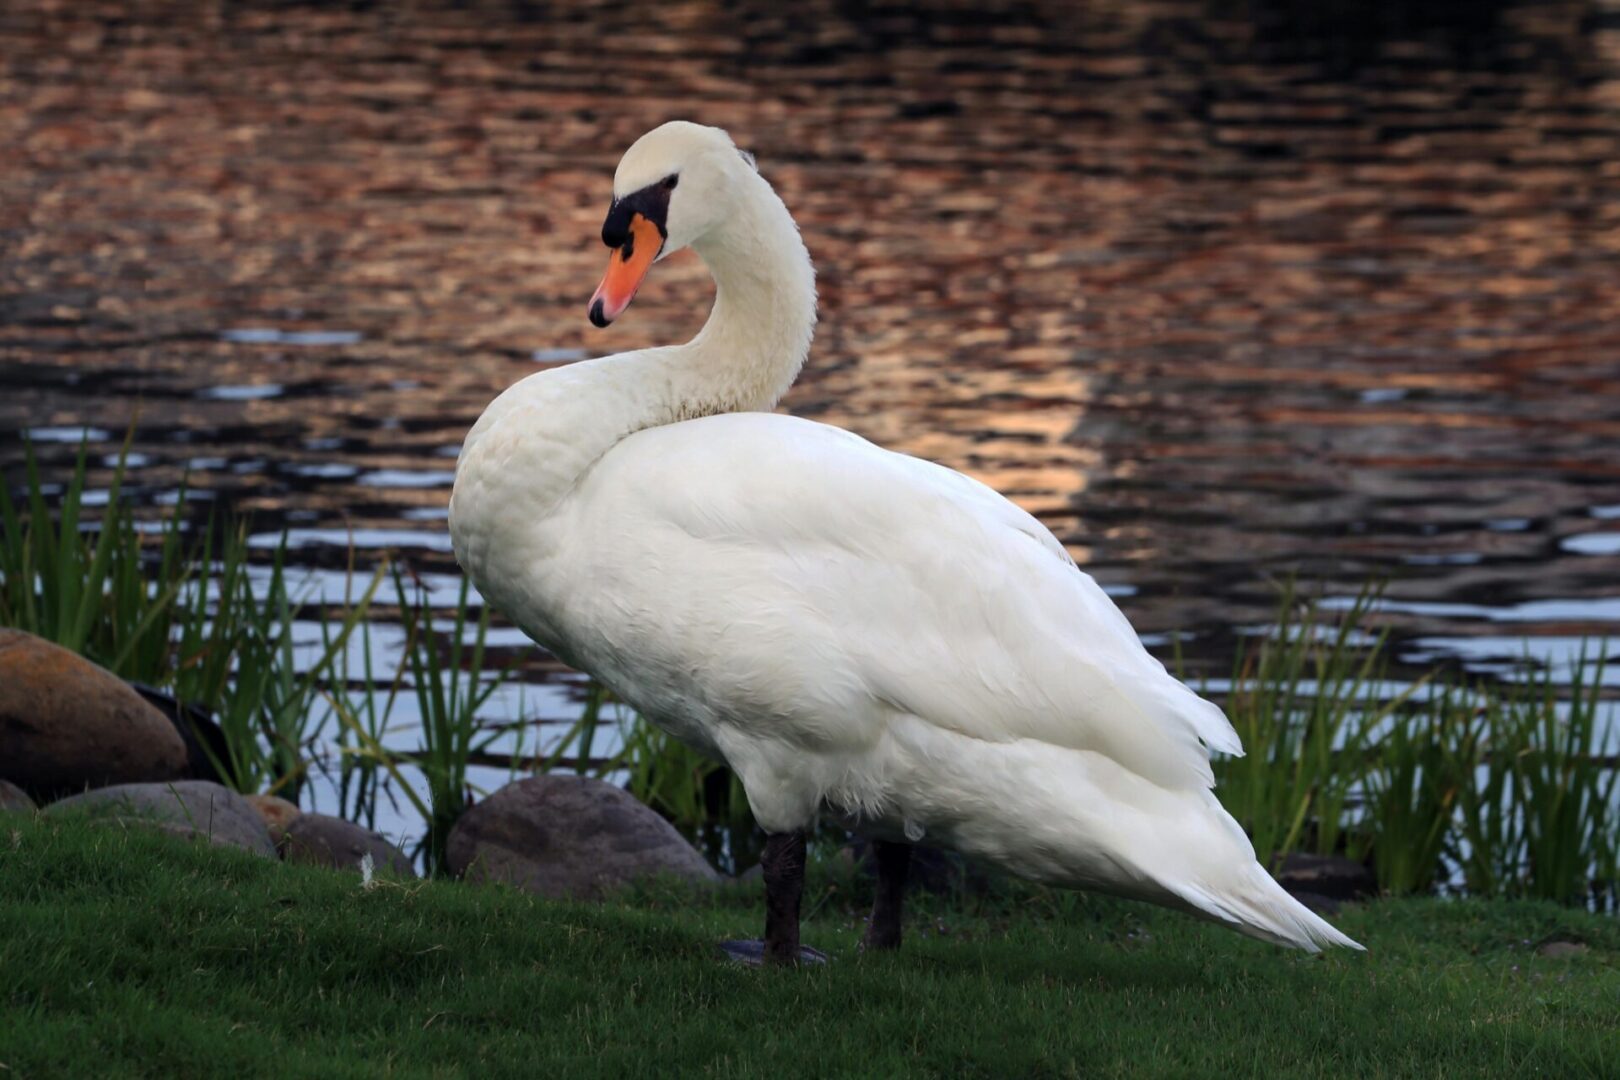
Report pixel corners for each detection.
[2,0,1619,852]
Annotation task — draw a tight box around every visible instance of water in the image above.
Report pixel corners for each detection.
[2,0,1618,848]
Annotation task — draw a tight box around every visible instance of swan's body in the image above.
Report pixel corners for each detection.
[451,122,1360,954]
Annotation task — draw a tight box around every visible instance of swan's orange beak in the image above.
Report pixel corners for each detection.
[589,213,663,328]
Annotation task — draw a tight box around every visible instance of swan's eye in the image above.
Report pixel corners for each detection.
[662,174,679,190]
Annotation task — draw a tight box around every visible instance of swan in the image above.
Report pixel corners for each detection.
[450,121,1363,963]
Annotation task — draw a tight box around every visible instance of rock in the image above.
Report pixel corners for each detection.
[0,629,188,802]
[245,794,302,844]
[447,776,721,899]
[280,812,415,877]
[0,779,37,813]
[1537,940,1589,959]
[1274,853,1376,902]
[45,780,275,857]
[128,682,232,786]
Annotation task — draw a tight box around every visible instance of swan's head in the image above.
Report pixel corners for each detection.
[589,121,757,328]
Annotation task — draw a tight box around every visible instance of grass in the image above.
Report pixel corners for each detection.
[2,814,1617,1078]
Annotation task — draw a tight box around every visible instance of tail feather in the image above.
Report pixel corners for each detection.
[1170,865,1364,953]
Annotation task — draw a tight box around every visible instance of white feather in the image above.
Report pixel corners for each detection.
[451,121,1362,952]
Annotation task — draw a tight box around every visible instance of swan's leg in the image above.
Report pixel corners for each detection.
[717,831,828,966]
[860,840,911,952]
[761,830,807,964]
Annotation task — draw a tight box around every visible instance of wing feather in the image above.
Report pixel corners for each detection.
[606,412,1243,791]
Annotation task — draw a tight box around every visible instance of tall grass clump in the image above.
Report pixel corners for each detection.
[1213,581,1411,863]
[398,569,511,872]
[1350,683,1472,896]
[200,548,380,802]
[0,437,183,675]
[330,567,514,875]
[1505,648,1617,906]
[1207,582,1618,907]
[331,609,396,831]
[1346,654,1616,906]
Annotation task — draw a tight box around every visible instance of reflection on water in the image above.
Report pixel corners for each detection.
[2,0,1618,838]
[221,328,363,348]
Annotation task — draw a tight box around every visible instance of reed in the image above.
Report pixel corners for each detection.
[328,567,515,875]
[398,568,514,873]
[0,437,183,676]
[1446,688,1527,901]
[1351,685,1469,896]
[1211,581,1412,865]
[1506,647,1617,907]
[207,551,380,803]
[330,607,398,831]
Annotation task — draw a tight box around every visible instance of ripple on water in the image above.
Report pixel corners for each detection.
[284,462,360,479]
[1561,533,1620,556]
[1323,594,1620,624]
[254,527,455,553]
[357,469,456,488]
[1400,636,1620,688]
[26,426,110,443]
[1400,552,1485,566]
[248,564,473,606]
[200,384,284,401]
[155,488,212,505]
[221,328,363,347]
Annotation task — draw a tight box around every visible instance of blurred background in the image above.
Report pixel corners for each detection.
[3,0,1618,855]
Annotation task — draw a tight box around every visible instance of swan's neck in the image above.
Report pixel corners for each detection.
[452,173,817,561]
[637,176,818,420]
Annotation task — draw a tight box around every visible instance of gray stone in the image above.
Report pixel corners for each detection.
[281,812,416,877]
[0,779,36,813]
[446,775,721,900]
[1537,940,1589,959]
[1274,853,1376,902]
[0,629,188,802]
[46,780,275,857]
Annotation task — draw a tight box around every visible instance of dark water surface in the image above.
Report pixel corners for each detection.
[4,1,1620,790]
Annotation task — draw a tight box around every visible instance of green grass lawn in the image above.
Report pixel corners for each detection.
[1,815,1615,1078]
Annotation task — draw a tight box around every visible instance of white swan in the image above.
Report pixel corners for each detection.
[451,121,1362,962]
